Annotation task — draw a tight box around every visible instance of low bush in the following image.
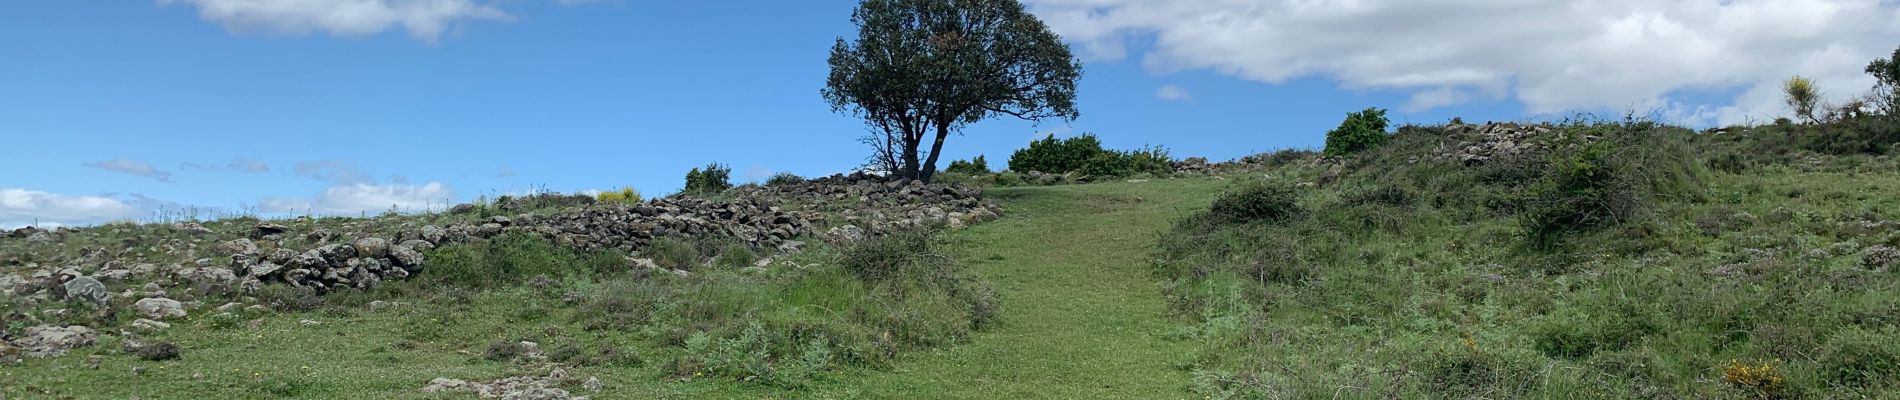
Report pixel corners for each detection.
[424,232,623,288]
[765,172,804,187]
[597,186,642,204]
[1207,181,1301,223]
[944,155,991,175]
[1322,107,1390,156]
[1007,134,1173,179]
[684,163,733,195]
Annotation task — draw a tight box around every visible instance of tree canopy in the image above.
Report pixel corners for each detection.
[823,0,1081,182]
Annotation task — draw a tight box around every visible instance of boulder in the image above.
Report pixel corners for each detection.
[14,325,97,358]
[353,237,390,259]
[388,245,424,268]
[131,318,172,331]
[254,223,290,237]
[219,238,259,256]
[62,275,109,305]
[134,298,187,320]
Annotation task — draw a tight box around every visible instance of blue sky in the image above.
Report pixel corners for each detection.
[3,0,1895,227]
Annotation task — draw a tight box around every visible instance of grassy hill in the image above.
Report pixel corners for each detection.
[5,116,1900,399]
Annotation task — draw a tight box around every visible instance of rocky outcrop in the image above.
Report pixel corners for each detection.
[10,325,96,358]
[1438,122,1556,166]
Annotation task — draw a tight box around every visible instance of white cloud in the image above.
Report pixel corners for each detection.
[1026,0,1900,125]
[181,157,270,173]
[0,188,142,229]
[743,165,774,182]
[158,0,513,43]
[84,159,172,182]
[293,160,373,184]
[259,182,455,215]
[1155,84,1192,101]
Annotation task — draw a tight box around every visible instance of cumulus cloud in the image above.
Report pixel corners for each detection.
[1155,84,1192,101]
[0,188,143,229]
[158,0,513,43]
[259,182,456,215]
[1025,0,1900,125]
[181,157,270,173]
[84,159,172,182]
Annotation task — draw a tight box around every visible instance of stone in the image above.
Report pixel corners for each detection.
[219,239,259,256]
[176,267,238,287]
[14,325,97,358]
[255,223,290,237]
[62,275,109,305]
[388,245,424,268]
[216,302,243,312]
[353,237,390,259]
[131,318,172,331]
[0,340,20,363]
[134,298,188,320]
[248,262,284,278]
[582,376,602,392]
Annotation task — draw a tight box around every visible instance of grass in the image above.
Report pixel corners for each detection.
[1,178,1223,399]
[1153,119,1900,398]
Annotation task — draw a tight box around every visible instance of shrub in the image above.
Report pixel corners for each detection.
[1868,45,1899,116]
[644,237,701,271]
[839,228,937,282]
[684,163,733,194]
[944,155,991,175]
[1818,327,1900,389]
[136,341,181,361]
[765,172,804,187]
[424,232,621,288]
[597,186,642,204]
[1322,107,1390,156]
[1208,181,1301,223]
[1009,134,1107,174]
[1784,75,1821,123]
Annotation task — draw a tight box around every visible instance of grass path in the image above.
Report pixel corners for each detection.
[803,178,1224,399]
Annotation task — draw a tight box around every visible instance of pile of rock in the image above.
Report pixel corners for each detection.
[1439,122,1555,166]
[733,174,1001,235]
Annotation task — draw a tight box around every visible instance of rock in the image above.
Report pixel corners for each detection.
[131,318,172,331]
[388,245,424,268]
[217,302,243,312]
[421,378,475,394]
[827,225,866,242]
[94,269,132,282]
[14,325,97,358]
[448,203,479,215]
[487,216,513,226]
[134,298,187,320]
[176,267,238,287]
[0,340,20,363]
[248,262,284,278]
[299,319,321,326]
[26,231,57,243]
[353,237,390,259]
[582,376,602,392]
[255,223,290,237]
[62,275,109,305]
[1865,245,1900,270]
[627,257,661,271]
[219,239,259,256]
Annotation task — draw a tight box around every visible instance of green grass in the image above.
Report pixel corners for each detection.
[1,178,1223,399]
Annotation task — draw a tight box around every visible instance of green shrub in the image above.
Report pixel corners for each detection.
[1322,107,1390,156]
[643,237,701,271]
[944,155,991,175]
[136,341,181,361]
[839,229,937,282]
[1208,181,1301,223]
[765,172,805,186]
[684,163,733,194]
[597,186,642,204]
[1009,134,1108,174]
[424,232,621,288]
[1819,327,1900,389]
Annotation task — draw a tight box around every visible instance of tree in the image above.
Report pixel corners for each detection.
[683,163,731,195]
[1322,108,1390,156]
[1783,75,1821,123]
[823,0,1081,182]
[1868,45,1900,117]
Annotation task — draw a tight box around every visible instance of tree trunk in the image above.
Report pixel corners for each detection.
[919,123,950,183]
[900,123,922,179]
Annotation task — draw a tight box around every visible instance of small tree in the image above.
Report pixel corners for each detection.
[1868,45,1900,117]
[1783,75,1820,123]
[1322,108,1390,156]
[824,0,1082,182]
[683,163,732,194]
